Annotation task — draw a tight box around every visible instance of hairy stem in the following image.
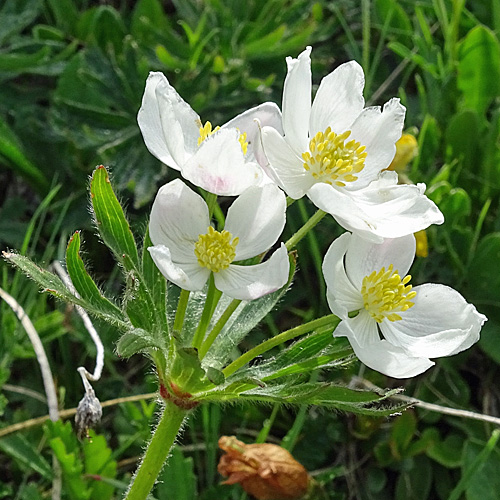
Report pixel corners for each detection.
[125,401,187,500]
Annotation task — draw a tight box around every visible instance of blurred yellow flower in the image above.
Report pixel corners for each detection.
[387,133,418,172]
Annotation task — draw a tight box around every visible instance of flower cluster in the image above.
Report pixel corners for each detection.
[139,46,486,378]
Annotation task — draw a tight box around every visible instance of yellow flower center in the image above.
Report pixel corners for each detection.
[194,226,239,273]
[302,128,367,187]
[361,264,416,323]
[197,121,248,155]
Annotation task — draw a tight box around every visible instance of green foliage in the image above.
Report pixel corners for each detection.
[45,421,117,500]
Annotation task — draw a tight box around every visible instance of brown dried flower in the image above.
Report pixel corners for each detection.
[218,436,310,500]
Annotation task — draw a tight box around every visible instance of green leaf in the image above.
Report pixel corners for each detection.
[90,165,139,268]
[131,0,170,45]
[83,431,117,500]
[395,455,432,500]
[66,230,122,316]
[50,437,91,500]
[0,117,49,194]
[467,233,500,304]
[426,433,463,468]
[0,434,52,479]
[202,381,406,416]
[46,0,78,34]
[116,328,164,358]
[142,226,168,330]
[445,110,480,168]
[0,0,42,44]
[458,26,500,115]
[3,251,129,329]
[229,330,352,383]
[452,431,500,500]
[390,411,417,457]
[155,446,197,499]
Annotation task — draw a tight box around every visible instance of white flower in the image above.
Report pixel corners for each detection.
[261,46,443,242]
[148,179,290,300]
[138,72,282,196]
[322,232,487,378]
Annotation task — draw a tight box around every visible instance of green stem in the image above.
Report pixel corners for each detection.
[205,192,218,219]
[173,289,190,334]
[192,275,221,350]
[285,209,327,251]
[125,401,187,500]
[223,314,340,377]
[199,298,242,359]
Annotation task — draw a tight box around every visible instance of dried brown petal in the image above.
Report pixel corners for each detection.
[218,436,310,500]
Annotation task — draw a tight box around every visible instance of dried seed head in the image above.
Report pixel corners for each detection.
[75,387,102,440]
[218,436,310,500]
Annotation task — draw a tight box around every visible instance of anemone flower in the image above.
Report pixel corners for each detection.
[261,47,443,242]
[148,179,290,300]
[138,72,282,196]
[322,232,486,378]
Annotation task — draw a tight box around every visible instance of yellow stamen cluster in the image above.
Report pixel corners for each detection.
[302,128,367,187]
[238,131,248,155]
[197,121,248,155]
[194,226,239,273]
[361,264,416,323]
[198,121,220,146]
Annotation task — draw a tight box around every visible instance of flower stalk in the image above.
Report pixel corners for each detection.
[125,400,187,500]
[223,314,340,377]
[285,209,327,251]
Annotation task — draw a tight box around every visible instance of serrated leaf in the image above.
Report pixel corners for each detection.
[66,230,122,316]
[116,328,163,358]
[90,165,139,268]
[83,431,117,500]
[49,438,91,500]
[200,381,406,416]
[3,251,129,329]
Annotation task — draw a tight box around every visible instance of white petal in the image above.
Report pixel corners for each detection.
[349,98,406,186]
[308,183,384,241]
[307,175,443,242]
[339,311,380,348]
[282,47,312,155]
[380,283,486,358]
[322,233,363,318]
[223,102,283,167]
[137,72,179,170]
[214,244,290,300]
[347,333,435,378]
[148,245,210,291]
[344,233,415,290]
[225,184,286,260]
[309,61,365,135]
[182,128,264,196]
[156,76,200,166]
[261,126,313,199]
[149,179,209,262]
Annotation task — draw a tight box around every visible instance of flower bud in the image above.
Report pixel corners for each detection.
[387,133,418,172]
[218,436,310,500]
